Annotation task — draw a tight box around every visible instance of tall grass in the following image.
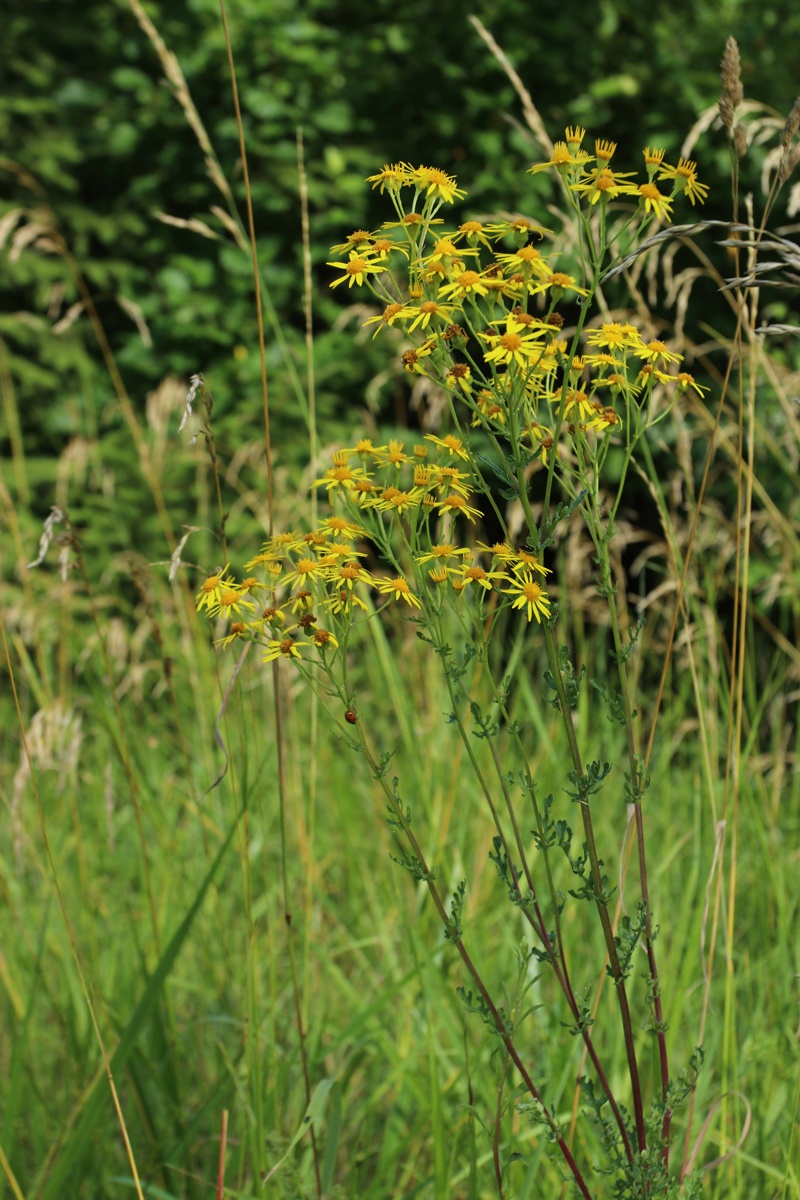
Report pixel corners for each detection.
[1,17,799,1200]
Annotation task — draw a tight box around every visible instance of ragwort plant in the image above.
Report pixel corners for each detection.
[196,134,712,1198]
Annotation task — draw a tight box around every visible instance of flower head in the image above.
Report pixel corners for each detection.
[408,165,467,204]
[327,251,387,289]
[637,183,673,222]
[502,573,552,623]
[263,635,308,662]
[658,158,709,205]
[196,564,234,612]
[375,575,422,608]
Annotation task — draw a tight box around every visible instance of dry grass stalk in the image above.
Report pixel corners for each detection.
[719,36,743,133]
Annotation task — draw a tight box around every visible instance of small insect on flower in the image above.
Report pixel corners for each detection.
[344,709,358,724]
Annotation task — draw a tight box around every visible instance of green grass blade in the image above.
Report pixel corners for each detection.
[32,810,243,1200]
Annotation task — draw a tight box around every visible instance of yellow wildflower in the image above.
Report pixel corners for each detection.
[375,575,423,608]
[502,573,552,623]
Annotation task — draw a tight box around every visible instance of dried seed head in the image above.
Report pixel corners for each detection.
[719,36,743,133]
[779,144,800,183]
[734,123,748,159]
[780,97,800,149]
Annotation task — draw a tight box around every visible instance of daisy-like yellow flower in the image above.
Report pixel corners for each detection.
[584,352,624,371]
[476,540,515,562]
[471,391,506,427]
[571,167,638,205]
[380,213,444,234]
[327,251,387,289]
[427,566,450,585]
[511,549,551,577]
[525,422,555,466]
[637,183,673,222]
[214,620,249,650]
[527,140,580,176]
[438,268,490,302]
[445,363,474,396]
[375,575,423,608]
[502,573,552,623]
[408,165,467,204]
[592,371,641,400]
[324,588,369,615]
[401,340,436,374]
[482,314,552,367]
[436,493,483,522]
[451,562,509,591]
[425,432,471,461]
[404,299,459,332]
[656,370,710,396]
[312,628,339,650]
[196,564,234,612]
[328,561,375,591]
[370,237,409,261]
[311,462,372,492]
[634,340,682,365]
[319,515,365,539]
[494,244,551,278]
[642,147,666,178]
[320,541,365,562]
[586,323,645,351]
[346,438,385,457]
[374,439,413,469]
[594,139,617,164]
[362,303,409,338]
[365,163,411,194]
[261,604,287,628]
[535,272,590,298]
[586,406,621,431]
[416,542,472,566]
[212,587,257,618]
[658,158,709,205]
[290,589,315,613]
[329,229,375,254]
[302,529,330,548]
[243,551,279,570]
[283,556,332,587]
[263,635,308,663]
[429,465,474,497]
[548,386,597,421]
[373,488,424,515]
[352,479,379,505]
[483,217,548,242]
[455,220,494,250]
[419,237,477,266]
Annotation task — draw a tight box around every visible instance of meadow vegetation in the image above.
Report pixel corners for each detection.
[1,6,800,1199]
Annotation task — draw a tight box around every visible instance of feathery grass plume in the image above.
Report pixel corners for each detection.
[779,97,800,180]
[780,144,800,182]
[719,36,743,134]
[779,96,800,148]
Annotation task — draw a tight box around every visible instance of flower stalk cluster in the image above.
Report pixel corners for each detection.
[196,131,709,1196]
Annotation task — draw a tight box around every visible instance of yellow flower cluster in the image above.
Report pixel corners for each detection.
[324,134,708,474]
[198,132,710,663]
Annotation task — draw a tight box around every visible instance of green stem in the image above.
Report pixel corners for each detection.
[355,727,597,1200]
